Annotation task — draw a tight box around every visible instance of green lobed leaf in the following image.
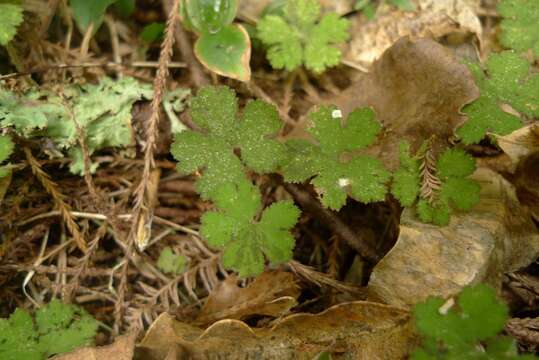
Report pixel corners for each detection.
[0,3,24,46]
[171,86,287,199]
[194,24,251,82]
[412,284,525,359]
[200,180,299,277]
[307,106,381,155]
[0,300,98,359]
[281,140,319,183]
[459,52,539,144]
[416,199,451,226]
[285,0,320,28]
[236,100,287,173]
[283,106,387,210]
[188,86,237,139]
[498,0,539,57]
[391,142,420,207]
[436,148,475,179]
[257,15,302,71]
[440,178,481,212]
[457,284,508,342]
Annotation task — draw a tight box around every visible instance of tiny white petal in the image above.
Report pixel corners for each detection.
[338,178,350,187]
[438,298,455,315]
[332,109,343,119]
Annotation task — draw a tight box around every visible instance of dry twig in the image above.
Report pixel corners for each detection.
[23,147,87,252]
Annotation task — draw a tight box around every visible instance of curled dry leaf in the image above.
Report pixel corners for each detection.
[344,0,482,70]
[51,333,137,360]
[195,270,300,326]
[369,168,539,308]
[138,301,415,359]
[329,37,479,171]
[497,123,539,221]
[497,123,539,172]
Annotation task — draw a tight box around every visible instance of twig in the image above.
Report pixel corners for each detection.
[163,0,210,87]
[0,61,187,80]
[281,181,379,263]
[132,0,181,250]
[288,260,365,295]
[23,147,87,252]
[17,210,199,236]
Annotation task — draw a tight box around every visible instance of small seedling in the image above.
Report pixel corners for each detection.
[391,144,480,226]
[413,284,536,359]
[157,247,188,275]
[0,299,99,360]
[257,0,350,73]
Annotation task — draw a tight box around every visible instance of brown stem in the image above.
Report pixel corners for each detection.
[282,181,379,264]
[163,0,210,88]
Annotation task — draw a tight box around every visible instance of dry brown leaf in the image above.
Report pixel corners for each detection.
[511,153,539,223]
[344,0,482,70]
[369,168,539,308]
[497,123,539,172]
[195,270,300,326]
[51,333,137,360]
[496,123,539,221]
[138,301,415,359]
[328,37,479,170]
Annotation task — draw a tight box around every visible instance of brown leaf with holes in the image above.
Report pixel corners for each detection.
[195,270,299,326]
[369,168,539,308]
[328,37,479,170]
[344,0,482,70]
[137,301,415,359]
[51,333,137,360]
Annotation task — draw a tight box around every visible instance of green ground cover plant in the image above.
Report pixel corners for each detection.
[413,284,536,359]
[0,300,99,360]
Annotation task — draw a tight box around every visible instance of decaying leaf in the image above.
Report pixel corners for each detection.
[497,124,539,221]
[138,301,415,359]
[195,270,300,326]
[369,168,539,308]
[497,123,539,172]
[51,333,137,360]
[344,0,482,70]
[329,37,479,171]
